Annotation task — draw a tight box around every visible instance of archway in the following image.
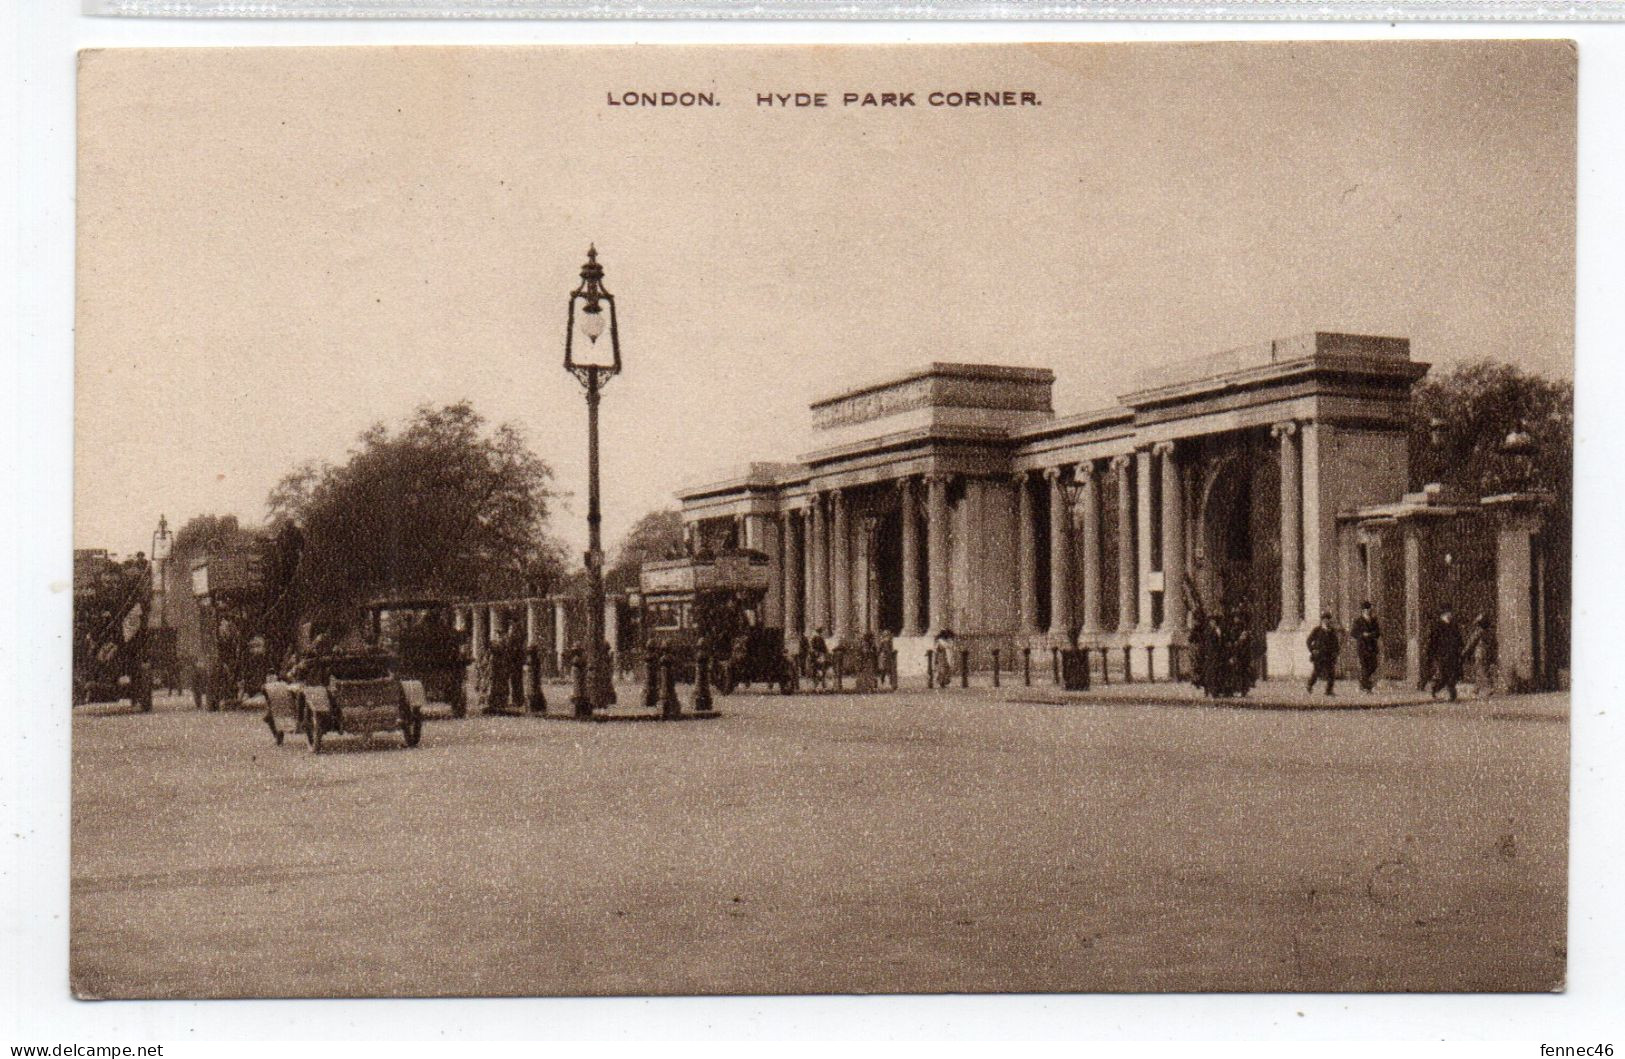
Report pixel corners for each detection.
[1191,435,1279,634]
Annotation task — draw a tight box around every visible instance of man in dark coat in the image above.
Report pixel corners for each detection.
[1425,604,1466,701]
[1351,601,1382,693]
[1305,611,1340,696]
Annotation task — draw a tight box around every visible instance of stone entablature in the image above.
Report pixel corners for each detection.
[676,332,1428,511]
[809,362,1055,430]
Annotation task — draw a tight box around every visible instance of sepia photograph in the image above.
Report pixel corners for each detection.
[71,40,1574,999]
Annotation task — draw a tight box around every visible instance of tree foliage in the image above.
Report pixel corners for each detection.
[606,509,686,593]
[170,513,245,572]
[268,402,565,621]
[1408,360,1573,503]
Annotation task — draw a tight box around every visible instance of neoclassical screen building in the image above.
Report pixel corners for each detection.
[677,332,1550,684]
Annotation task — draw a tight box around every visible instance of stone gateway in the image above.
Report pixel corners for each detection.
[677,333,1553,688]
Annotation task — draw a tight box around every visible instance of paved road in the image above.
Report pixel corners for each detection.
[71,687,1568,997]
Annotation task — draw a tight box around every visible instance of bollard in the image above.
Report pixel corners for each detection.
[694,653,714,712]
[992,648,1001,688]
[659,655,681,718]
[1023,646,1032,686]
[643,650,660,708]
[960,649,970,689]
[926,650,934,689]
[570,655,591,717]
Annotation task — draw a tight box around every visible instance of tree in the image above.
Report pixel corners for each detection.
[606,509,686,594]
[269,401,565,622]
[1408,360,1573,504]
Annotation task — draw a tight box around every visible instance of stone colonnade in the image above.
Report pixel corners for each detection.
[752,417,1327,671]
[451,595,619,679]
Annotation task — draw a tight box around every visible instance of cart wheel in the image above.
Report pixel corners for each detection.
[308,715,323,754]
[402,713,422,748]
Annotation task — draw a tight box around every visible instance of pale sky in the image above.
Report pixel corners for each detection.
[76,40,1575,560]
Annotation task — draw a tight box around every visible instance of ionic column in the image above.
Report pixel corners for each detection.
[926,473,951,635]
[831,489,851,644]
[1046,466,1074,640]
[1156,441,1187,636]
[809,494,829,635]
[471,605,489,662]
[782,510,804,638]
[899,477,923,636]
[1113,454,1137,631]
[758,514,783,627]
[1273,420,1304,630]
[1135,449,1155,632]
[802,502,817,635]
[1016,471,1041,635]
[1078,461,1103,635]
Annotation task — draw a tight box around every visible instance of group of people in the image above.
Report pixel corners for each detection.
[1188,604,1260,698]
[1302,601,1495,700]
[792,626,895,691]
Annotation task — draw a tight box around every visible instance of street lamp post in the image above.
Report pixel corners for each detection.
[564,246,622,717]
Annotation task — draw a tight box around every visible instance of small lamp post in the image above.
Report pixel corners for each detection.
[1501,419,1538,492]
[564,246,622,716]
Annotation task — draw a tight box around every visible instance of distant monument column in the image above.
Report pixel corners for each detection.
[926,473,951,635]
[1015,472,1040,636]
[899,477,923,636]
[831,489,851,644]
[1156,440,1187,636]
[1078,460,1104,635]
[782,510,803,639]
[1046,466,1074,640]
[1113,454,1137,632]
[810,493,829,635]
[1273,420,1304,630]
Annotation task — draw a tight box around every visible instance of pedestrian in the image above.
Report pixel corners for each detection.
[1425,604,1465,702]
[1463,613,1496,699]
[856,631,878,693]
[808,627,829,690]
[933,629,956,689]
[1188,600,1209,692]
[1352,601,1382,693]
[1225,606,1256,696]
[1306,611,1340,696]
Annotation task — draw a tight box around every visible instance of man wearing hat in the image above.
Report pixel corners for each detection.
[1425,604,1466,701]
[1351,601,1383,693]
[1305,611,1341,696]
